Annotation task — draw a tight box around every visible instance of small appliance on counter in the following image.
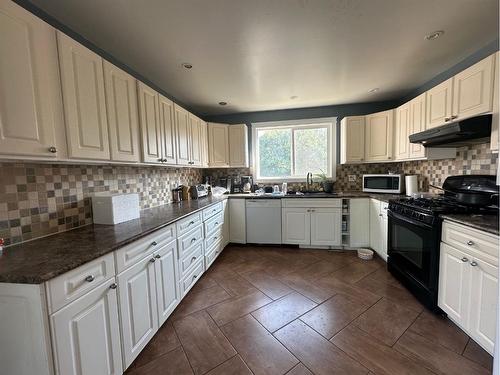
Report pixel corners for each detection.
[172,186,183,202]
[190,184,209,199]
[241,175,253,193]
[92,193,140,225]
[231,175,243,193]
[218,177,232,192]
[405,175,418,196]
[362,173,405,194]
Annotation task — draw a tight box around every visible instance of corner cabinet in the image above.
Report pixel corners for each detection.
[228,124,249,167]
[340,116,365,164]
[365,110,394,162]
[0,0,62,158]
[57,32,111,160]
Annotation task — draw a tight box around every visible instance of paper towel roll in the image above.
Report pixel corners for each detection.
[405,175,418,196]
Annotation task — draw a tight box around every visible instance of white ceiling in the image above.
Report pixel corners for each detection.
[28,0,498,116]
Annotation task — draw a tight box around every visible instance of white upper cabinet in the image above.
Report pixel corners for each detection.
[228,124,249,167]
[340,116,365,164]
[408,93,427,158]
[452,54,495,121]
[159,94,177,164]
[58,32,110,160]
[174,104,191,166]
[200,121,209,167]
[208,123,230,167]
[395,102,410,160]
[365,110,394,161]
[137,82,163,164]
[491,51,499,152]
[103,61,140,162]
[426,78,454,129]
[0,0,61,157]
[189,114,203,166]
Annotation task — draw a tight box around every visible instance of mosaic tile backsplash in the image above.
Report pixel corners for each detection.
[0,164,201,246]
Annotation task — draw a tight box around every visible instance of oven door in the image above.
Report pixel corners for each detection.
[387,210,439,290]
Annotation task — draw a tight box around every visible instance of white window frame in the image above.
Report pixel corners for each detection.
[252,118,337,183]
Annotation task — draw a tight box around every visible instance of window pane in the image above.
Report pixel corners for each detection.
[294,127,328,177]
[258,128,291,178]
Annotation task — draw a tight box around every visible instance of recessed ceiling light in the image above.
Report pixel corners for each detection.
[425,30,444,41]
[181,62,193,69]
[218,101,227,106]
[368,88,380,94]
[290,95,298,100]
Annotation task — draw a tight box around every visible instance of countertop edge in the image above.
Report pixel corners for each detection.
[440,214,499,236]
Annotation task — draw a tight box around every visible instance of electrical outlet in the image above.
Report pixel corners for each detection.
[348,175,357,182]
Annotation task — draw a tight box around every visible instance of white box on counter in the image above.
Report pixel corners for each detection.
[92,193,140,225]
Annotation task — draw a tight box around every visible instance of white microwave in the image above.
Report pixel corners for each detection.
[362,174,405,194]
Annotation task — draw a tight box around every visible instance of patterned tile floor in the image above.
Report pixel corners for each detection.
[125,245,494,375]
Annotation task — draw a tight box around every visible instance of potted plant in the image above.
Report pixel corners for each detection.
[315,170,334,193]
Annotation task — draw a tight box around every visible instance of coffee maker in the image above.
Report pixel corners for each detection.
[241,176,253,193]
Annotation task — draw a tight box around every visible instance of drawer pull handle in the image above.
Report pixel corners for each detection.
[191,238,197,244]
[151,241,158,246]
[193,274,198,280]
[466,241,474,246]
[444,117,451,122]
[150,258,156,263]
[189,221,195,226]
[155,254,161,259]
[214,222,219,226]
[191,256,197,262]
[470,261,478,267]
[461,257,469,262]
[85,275,95,282]
[109,283,117,290]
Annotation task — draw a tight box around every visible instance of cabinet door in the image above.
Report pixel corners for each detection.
[409,93,426,158]
[208,123,230,167]
[365,110,393,161]
[282,208,310,245]
[349,199,370,247]
[229,199,246,244]
[200,121,209,167]
[103,61,140,162]
[189,114,203,166]
[340,116,365,163]
[159,94,176,164]
[137,82,162,164]
[469,258,498,354]
[118,256,158,369]
[154,241,180,326]
[369,199,381,253]
[174,104,191,166]
[310,208,341,247]
[380,215,388,261]
[438,243,472,327]
[228,124,249,167]
[491,52,499,152]
[426,78,453,129]
[453,54,495,121]
[395,103,410,160]
[0,0,60,157]
[51,279,123,375]
[222,199,230,246]
[57,32,110,160]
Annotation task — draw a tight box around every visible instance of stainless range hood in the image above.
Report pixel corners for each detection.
[409,114,492,147]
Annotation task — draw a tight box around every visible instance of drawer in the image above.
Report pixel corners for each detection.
[442,221,499,266]
[176,212,203,236]
[205,227,223,249]
[282,198,341,208]
[205,238,223,270]
[202,202,222,221]
[115,224,176,273]
[178,225,204,257]
[180,258,204,297]
[46,253,115,313]
[204,212,223,236]
[179,242,204,277]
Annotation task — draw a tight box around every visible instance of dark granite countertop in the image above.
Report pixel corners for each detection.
[440,214,499,236]
[228,191,404,202]
[0,196,227,284]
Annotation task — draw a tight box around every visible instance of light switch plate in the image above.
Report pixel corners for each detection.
[348,175,356,182]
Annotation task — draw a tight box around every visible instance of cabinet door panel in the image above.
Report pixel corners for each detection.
[340,116,365,163]
[453,54,495,120]
[490,52,499,152]
[426,78,453,129]
[159,95,176,164]
[175,105,191,165]
[469,259,498,354]
[365,110,393,161]
[0,1,59,157]
[103,61,140,162]
[310,208,341,247]
[395,103,410,160]
[438,243,471,327]
[409,93,426,158]
[228,124,249,167]
[155,241,180,326]
[282,208,310,245]
[51,280,122,375]
[118,256,158,369]
[208,123,230,167]
[58,32,110,160]
[369,199,381,253]
[137,82,162,163]
[189,114,202,166]
[349,199,370,247]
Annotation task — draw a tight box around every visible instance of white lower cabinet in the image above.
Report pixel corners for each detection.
[51,279,123,375]
[282,208,310,245]
[154,241,180,327]
[348,199,370,247]
[229,199,246,244]
[310,208,341,247]
[369,199,388,260]
[438,221,499,355]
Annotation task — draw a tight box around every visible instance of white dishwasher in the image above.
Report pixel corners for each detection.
[246,199,282,244]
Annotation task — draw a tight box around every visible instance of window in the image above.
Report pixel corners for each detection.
[252,119,336,182]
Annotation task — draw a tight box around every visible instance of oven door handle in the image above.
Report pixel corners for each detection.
[387,210,433,230]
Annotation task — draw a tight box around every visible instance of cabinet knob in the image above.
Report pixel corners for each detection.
[109,283,117,290]
[214,222,219,226]
[48,146,57,153]
[470,261,478,267]
[451,115,458,120]
[466,240,474,246]
[85,275,95,282]
[189,221,195,225]
[155,254,161,259]
[192,274,198,280]
[151,241,158,246]
[190,238,197,244]
[444,117,451,122]
[461,257,469,262]
[150,257,156,263]
[191,256,197,262]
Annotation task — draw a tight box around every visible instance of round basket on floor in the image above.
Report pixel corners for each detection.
[357,248,374,260]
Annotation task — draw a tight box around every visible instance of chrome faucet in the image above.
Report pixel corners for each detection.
[306,172,313,191]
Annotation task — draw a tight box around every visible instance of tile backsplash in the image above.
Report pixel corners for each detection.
[0,163,202,246]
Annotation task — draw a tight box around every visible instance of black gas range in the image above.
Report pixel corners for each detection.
[387,175,498,312]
